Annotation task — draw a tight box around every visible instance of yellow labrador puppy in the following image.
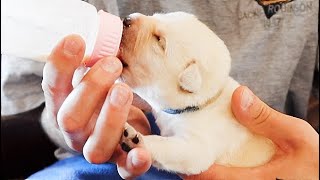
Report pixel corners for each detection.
[118,12,275,175]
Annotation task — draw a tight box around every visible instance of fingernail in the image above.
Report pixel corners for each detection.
[240,87,254,111]
[63,38,82,56]
[110,86,130,107]
[100,58,121,73]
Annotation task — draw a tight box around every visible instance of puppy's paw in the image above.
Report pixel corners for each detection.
[120,123,144,153]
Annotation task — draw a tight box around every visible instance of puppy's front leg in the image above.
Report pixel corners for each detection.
[121,123,214,175]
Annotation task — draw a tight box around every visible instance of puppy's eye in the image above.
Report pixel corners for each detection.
[153,34,166,51]
[154,34,161,41]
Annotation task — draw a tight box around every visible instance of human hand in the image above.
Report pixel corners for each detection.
[185,86,319,180]
[41,35,152,179]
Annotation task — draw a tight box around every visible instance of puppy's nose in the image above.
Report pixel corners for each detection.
[123,16,132,27]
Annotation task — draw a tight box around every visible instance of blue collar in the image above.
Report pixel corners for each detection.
[162,89,224,115]
[163,106,200,114]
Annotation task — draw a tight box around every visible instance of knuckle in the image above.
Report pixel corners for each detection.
[50,46,77,62]
[57,112,86,134]
[41,74,72,96]
[298,119,313,129]
[41,81,52,95]
[253,104,272,126]
[106,118,125,132]
[41,80,58,96]
[83,151,97,163]
[66,141,82,152]
[295,120,316,145]
[82,76,111,93]
[84,150,109,164]
[82,61,121,88]
[42,80,69,101]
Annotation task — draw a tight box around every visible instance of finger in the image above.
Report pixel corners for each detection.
[42,35,85,123]
[57,57,122,151]
[127,106,151,135]
[117,148,152,179]
[231,86,314,149]
[83,83,133,163]
[132,93,152,112]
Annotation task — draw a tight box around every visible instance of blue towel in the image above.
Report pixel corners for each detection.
[29,113,182,180]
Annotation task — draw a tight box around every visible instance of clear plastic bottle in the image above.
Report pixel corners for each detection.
[1,0,123,66]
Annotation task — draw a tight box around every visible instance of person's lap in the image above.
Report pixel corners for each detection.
[28,113,181,180]
[28,154,181,180]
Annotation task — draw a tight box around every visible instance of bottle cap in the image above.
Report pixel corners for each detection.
[85,10,123,67]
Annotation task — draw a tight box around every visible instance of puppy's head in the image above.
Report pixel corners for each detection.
[119,12,231,111]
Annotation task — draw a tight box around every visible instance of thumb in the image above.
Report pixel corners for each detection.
[231,86,307,148]
[183,164,261,180]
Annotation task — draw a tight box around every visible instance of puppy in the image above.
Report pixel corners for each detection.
[118,12,275,175]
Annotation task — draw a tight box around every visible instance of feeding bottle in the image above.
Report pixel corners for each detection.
[1,0,123,66]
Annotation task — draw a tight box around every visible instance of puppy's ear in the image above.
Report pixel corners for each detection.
[178,62,202,93]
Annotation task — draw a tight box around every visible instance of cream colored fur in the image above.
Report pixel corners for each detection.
[119,12,275,175]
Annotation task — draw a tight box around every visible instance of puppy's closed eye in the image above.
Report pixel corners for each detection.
[153,33,166,51]
[154,34,161,41]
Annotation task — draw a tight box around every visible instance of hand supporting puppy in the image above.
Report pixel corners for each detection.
[184,86,319,180]
[41,35,152,179]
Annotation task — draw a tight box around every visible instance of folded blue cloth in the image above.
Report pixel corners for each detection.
[29,113,182,180]
[29,155,181,180]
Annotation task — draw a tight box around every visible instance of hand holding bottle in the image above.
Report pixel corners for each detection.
[41,35,152,179]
